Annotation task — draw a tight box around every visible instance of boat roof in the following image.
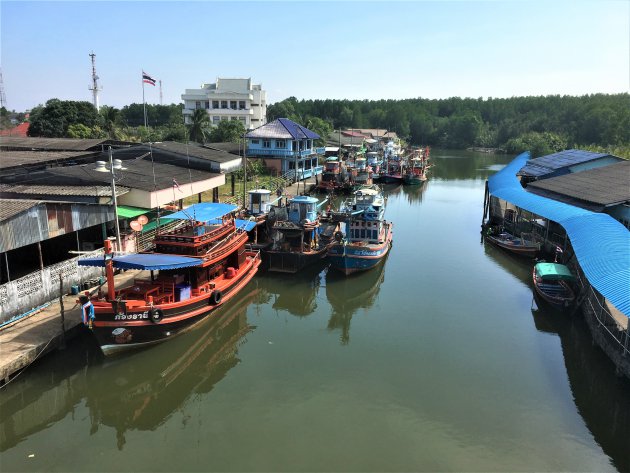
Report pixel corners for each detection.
[355,188,379,196]
[161,203,237,223]
[78,253,203,270]
[248,189,272,195]
[326,156,339,161]
[290,195,319,204]
[489,152,630,317]
[535,262,575,281]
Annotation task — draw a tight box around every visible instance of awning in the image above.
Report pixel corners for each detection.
[535,263,575,281]
[161,203,237,223]
[117,205,151,219]
[78,253,203,270]
[202,218,257,232]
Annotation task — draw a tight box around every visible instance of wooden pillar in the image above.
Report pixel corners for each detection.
[231,174,235,196]
[213,188,219,203]
[198,193,202,203]
[4,252,9,282]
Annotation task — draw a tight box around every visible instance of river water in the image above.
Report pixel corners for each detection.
[1,150,629,472]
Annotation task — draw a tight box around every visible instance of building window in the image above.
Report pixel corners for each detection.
[230,100,237,109]
[275,140,286,149]
[251,139,260,145]
[221,116,228,120]
[213,116,220,124]
[239,117,246,123]
[221,101,228,109]
[239,101,246,109]
[263,140,271,148]
[204,101,210,109]
[195,101,202,109]
[212,100,219,109]
[231,116,238,121]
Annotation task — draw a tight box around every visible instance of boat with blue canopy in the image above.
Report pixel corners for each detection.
[77,202,261,355]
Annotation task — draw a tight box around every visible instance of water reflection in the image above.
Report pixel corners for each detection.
[325,256,387,344]
[266,262,326,317]
[530,309,630,473]
[400,180,429,204]
[431,149,512,181]
[85,289,258,450]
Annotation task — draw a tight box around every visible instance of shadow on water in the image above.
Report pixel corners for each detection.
[262,261,327,317]
[0,289,259,453]
[324,255,388,345]
[530,309,630,473]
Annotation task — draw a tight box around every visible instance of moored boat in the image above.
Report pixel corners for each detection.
[532,262,576,311]
[327,186,393,275]
[77,203,261,355]
[317,156,352,193]
[264,195,338,273]
[485,228,541,258]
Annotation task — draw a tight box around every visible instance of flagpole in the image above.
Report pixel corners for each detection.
[142,70,147,129]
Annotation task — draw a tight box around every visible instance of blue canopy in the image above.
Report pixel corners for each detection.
[78,253,203,270]
[161,203,237,223]
[489,152,630,318]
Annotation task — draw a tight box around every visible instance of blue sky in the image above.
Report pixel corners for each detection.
[1,1,628,111]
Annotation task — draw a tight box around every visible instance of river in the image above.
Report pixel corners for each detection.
[1,149,629,472]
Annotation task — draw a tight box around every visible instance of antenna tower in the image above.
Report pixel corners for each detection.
[159,80,163,105]
[88,52,102,111]
[0,68,7,109]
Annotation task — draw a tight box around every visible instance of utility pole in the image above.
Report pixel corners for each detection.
[88,52,101,111]
[159,80,163,105]
[0,67,6,109]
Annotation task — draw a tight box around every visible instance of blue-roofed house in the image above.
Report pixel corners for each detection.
[517,149,622,183]
[245,118,324,181]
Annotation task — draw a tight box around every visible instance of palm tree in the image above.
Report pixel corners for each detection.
[188,109,210,144]
[100,106,121,140]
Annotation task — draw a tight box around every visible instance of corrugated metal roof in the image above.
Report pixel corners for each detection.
[0,137,109,151]
[0,199,41,222]
[518,149,614,177]
[489,152,630,318]
[0,184,129,197]
[151,141,242,164]
[245,118,319,140]
[527,160,630,207]
[0,151,97,169]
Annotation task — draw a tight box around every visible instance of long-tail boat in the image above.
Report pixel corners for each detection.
[78,203,261,355]
[532,262,576,311]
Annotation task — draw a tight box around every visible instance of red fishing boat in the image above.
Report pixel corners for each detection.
[78,203,261,355]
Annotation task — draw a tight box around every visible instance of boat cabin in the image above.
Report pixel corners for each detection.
[248,189,272,216]
[288,196,319,224]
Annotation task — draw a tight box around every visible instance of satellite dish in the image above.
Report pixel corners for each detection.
[137,215,149,225]
[130,220,143,231]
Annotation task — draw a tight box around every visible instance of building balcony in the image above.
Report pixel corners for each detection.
[246,148,316,158]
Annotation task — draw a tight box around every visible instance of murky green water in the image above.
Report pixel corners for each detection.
[2,150,629,472]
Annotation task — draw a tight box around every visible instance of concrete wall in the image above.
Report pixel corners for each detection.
[0,249,105,324]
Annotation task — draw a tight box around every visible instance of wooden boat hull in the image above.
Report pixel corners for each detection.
[485,233,540,258]
[327,226,392,275]
[531,266,576,311]
[265,246,328,273]
[90,254,261,355]
[403,174,426,185]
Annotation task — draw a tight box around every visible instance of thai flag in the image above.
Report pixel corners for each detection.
[142,71,156,86]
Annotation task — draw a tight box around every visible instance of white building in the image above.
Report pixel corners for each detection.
[181,78,266,130]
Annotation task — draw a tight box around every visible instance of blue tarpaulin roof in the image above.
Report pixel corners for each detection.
[78,253,203,270]
[161,203,237,223]
[489,152,630,318]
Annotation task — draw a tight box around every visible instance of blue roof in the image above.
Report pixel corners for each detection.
[489,152,630,318]
[78,253,203,270]
[519,149,613,177]
[161,203,237,223]
[245,118,320,140]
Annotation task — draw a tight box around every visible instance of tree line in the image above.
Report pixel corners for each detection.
[20,94,630,158]
[267,94,630,157]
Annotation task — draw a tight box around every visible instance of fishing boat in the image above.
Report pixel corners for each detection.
[327,186,393,275]
[532,262,576,311]
[403,157,427,185]
[485,229,541,258]
[317,156,352,193]
[379,141,405,184]
[77,203,261,355]
[352,156,374,190]
[239,188,281,251]
[265,195,338,273]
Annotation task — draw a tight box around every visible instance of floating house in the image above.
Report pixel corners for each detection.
[485,151,630,379]
[245,118,324,181]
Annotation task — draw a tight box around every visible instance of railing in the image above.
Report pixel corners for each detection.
[247,148,316,158]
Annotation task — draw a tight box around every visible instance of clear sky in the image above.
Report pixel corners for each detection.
[1,0,628,112]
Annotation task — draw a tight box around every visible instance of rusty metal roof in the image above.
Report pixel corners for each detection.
[151,141,242,163]
[0,184,129,198]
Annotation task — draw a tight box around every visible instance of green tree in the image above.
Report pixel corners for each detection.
[28,99,99,137]
[209,120,246,143]
[188,109,210,143]
[100,105,122,139]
